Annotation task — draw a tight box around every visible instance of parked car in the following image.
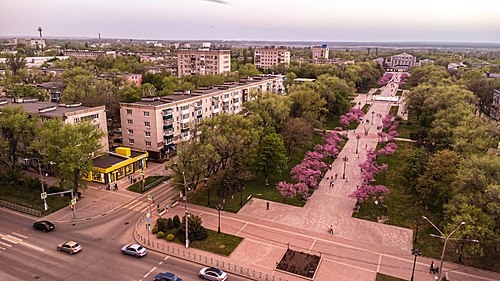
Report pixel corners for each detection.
[113,137,123,144]
[113,128,122,134]
[121,243,147,257]
[154,272,182,281]
[57,241,82,255]
[199,267,227,281]
[33,220,55,232]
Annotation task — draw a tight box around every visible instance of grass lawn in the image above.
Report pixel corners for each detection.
[396,89,403,96]
[0,180,69,216]
[397,116,419,140]
[164,227,243,256]
[361,103,371,114]
[389,106,399,117]
[375,273,405,281]
[190,133,326,213]
[127,176,165,193]
[353,141,500,271]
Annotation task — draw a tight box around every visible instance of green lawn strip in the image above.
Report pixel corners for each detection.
[190,133,326,213]
[375,273,405,281]
[361,103,371,114]
[127,176,165,193]
[396,89,403,96]
[353,141,499,271]
[325,115,341,130]
[397,116,419,139]
[0,182,69,215]
[164,227,243,256]
[389,106,399,117]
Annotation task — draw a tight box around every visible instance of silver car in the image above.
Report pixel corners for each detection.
[199,267,227,281]
[57,240,82,255]
[121,243,147,257]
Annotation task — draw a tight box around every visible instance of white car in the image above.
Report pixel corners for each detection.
[57,240,82,255]
[121,243,147,257]
[199,267,227,281]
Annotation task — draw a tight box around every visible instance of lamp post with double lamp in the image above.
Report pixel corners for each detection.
[342,156,348,179]
[24,158,48,211]
[422,216,466,280]
[216,204,223,234]
[371,111,375,125]
[410,248,421,281]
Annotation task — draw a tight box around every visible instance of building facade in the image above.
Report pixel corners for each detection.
[312,45,329,59]
[119,75,284,161]
[0,98,109,151]
[177,49,231,78]
[388,53,417,70]
[254,47,290,69]
[63,50,117,59]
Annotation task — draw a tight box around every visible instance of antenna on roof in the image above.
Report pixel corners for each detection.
[98,33,101,45]
[37,26,44,53]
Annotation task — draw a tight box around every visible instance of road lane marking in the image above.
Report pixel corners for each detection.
[123,200,138,208]
[18,241,45,252]
[308,239,317,253]
[158,261,163,265]
[0,241,12,247]
[128,201,143,210]
[376,254,382,272]
[164,256,169,261]
[143,266,157,278]
[6,235,22,243]
[235,222,248,236]
[11,232,28,239]
[0,246,5,250]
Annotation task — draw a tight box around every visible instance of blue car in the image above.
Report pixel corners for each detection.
[121,244,147,257]
[154,272,182,281]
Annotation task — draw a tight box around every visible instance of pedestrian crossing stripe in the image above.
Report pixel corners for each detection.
[122,200,146,211]
[0,241,12,248]
[1,235,19,244]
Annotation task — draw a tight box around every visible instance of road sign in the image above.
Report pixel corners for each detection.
[71,198,77,205]
[146,212,151,218]
[147,217,151,223]
[140,171,144,176]
[41,192,47,200]
[147,195,152,201]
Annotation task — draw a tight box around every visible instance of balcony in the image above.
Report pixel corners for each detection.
[163,119,174,126]
[163,114,173,120]
[213,107,219,114]
[163,124,173,130]
[164,129,174,136]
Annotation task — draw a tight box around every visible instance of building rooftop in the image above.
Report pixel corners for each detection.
[92,153,129,168]
[0,99,92,118]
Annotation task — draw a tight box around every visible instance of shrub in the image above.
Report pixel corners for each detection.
[167,218,174,230]
[173,215,180,228]
[152,225,159,234]
[156,231,164,239]
[165,234,175,241]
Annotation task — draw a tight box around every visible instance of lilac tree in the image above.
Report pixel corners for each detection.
[276,181,297,202]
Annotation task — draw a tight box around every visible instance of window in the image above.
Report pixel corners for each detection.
[144,121,150,127]
[127,119,133,125]
[129,139,135,144]
[145,131,151,137]
[145,141,151,147]
[128,129,134,135]
[126,109,132,114]
[144,111,150,117]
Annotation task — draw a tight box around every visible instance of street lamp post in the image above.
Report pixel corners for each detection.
[355,135,361,155]
[25,158,48,211]
[205,178,210,206]
[422,216,466,280]
[410,248,421,281]
[371,111,375,125]
[342,156,348,179]
[216,204,222,234]
[182,171,190,248]
[240,186,245,206]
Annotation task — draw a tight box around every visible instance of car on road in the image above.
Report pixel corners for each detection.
[121,243,147,257]
[199,267,227,281]
[154,272,182,281]
[33,220,55,232]
[57,240,82,255]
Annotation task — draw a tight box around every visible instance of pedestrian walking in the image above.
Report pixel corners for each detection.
[106,183,110,190]
[130,176,133,184]
[334,173,338,181]
[266,202,270,210]
[328,225,334,234]
[157,203,160,213]
[166,203,169,213]
[429,261,434,273]
[113,182,118,191]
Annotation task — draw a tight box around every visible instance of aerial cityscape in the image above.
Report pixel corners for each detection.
[0,1,499,281]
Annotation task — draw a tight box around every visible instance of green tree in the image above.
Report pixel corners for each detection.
[4,84,48,101]
[237,63,260,78]
[243,91,292,132]
[6,54,26,75]
[140,83,157,97]
[180,214,208,241]
[288,85,327,127]
[255,132,288,185]
[314,74,354,117]
[281,118,314,157]
[119,86,141,103]
[33,119,104,195]
[142,73,165,91]
[0,106,39,167]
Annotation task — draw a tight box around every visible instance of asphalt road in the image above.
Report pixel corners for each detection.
[0,187,250,281]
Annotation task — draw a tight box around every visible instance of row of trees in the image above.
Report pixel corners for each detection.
[402,64,499,259]
[0,106,104,196]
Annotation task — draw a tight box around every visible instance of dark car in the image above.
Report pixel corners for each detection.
[154,272,182,281]
[33,220,55,232]
[113,137,123,144]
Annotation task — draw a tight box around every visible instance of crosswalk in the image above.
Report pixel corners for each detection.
[122,199,148,212]
[0,232,44,254]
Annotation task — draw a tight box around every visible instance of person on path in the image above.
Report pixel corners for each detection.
[106,183,110,190]
[334,173,338,181]
[329,225,334,234]
[329,180,334,187]
[266,202,270,210]
[429,261,434,273]
[166,203,169,213]
[113,182,118,191]
[157,203,160,213]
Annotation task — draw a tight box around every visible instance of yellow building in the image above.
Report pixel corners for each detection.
[84,147,148,184]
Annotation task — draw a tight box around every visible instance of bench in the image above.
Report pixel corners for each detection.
[170,200,179,208]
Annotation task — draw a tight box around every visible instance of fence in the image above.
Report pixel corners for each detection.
[0,199,42,217]
[134,216,290,281]
[143,176,170,192]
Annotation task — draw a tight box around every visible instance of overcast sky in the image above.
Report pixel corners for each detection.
[1,0,499,42]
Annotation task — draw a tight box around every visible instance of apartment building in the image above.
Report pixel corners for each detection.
[388,53,417,70]
[254,47,290,69]
[312,45,329,59]
[63,50,117,59]
[119,75,284,161]
[0,98,109,151]
[177,49,231,78]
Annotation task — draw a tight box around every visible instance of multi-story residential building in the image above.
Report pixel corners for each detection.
[63,50,116,59]
[388,53,417,71]
[0,98,109,151]
[145,64,177,76]
[8,38,46,49]
[492,89,500,121]
[312,45,329,60]
[122,74,142,87]
[177,49,231,78]
[36,81,66,102]
[254,47,290,69]
[119,75,284,161]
